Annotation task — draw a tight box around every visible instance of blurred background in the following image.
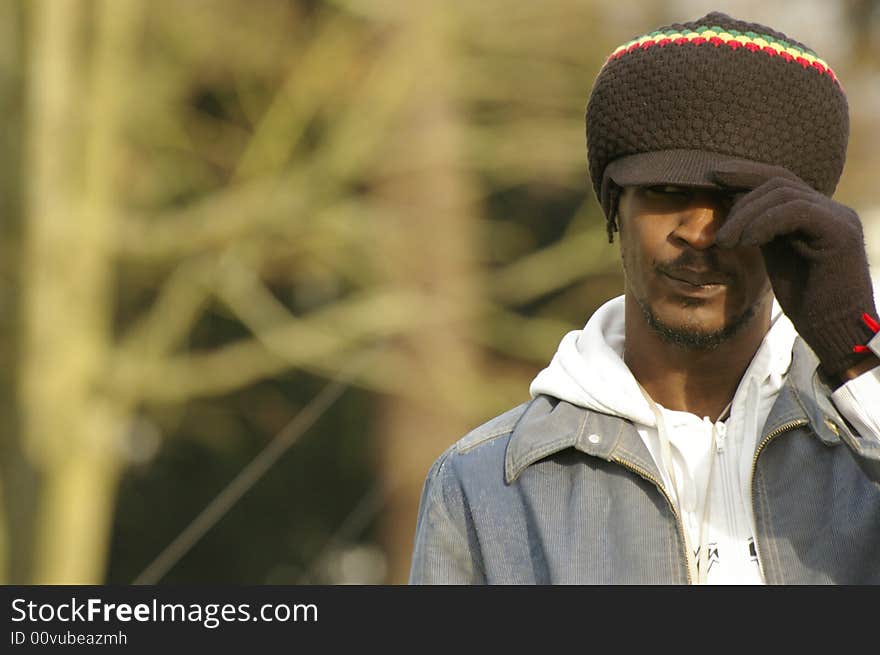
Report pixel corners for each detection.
[1,0,878,585]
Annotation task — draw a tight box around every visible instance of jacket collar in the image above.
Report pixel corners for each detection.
[774,337,846,447]
[505,395,655,483]
[505,337,840,484]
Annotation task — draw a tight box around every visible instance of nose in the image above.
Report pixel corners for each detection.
[670,197,728,250]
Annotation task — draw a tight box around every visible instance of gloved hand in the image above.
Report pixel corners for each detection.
[710,160,878,380]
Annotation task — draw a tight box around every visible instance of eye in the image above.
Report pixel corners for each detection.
[645,185,688,194]
[642,185,693,200]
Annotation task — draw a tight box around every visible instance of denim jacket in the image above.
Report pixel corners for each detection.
[409,338,880,584]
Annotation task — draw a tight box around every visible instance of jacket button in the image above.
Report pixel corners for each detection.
[588,434,601,444]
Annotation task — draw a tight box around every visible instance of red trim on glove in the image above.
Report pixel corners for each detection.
[852,312,880,353]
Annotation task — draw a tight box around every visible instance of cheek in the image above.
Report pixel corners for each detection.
[619,231,654,295]
[620,222,661,276]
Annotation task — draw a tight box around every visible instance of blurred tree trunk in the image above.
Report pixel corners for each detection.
[373,4,482,583]
[0,0,26,585]
[19,0,141,583]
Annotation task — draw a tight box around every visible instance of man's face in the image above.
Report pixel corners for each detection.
[617,184,773,349]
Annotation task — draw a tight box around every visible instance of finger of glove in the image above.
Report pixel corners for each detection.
[715,186,823,248]
[719,181,860,250]
[732,197,830,249]
[710,159,806,192]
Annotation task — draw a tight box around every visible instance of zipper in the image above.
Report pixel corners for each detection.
[611,455,693,584]
[715,422,738,545]
[749,418,809,581]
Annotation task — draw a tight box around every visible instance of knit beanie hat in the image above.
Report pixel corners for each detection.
[585,11,849,241]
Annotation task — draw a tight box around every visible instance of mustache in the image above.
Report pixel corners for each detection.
[655,251,737,283]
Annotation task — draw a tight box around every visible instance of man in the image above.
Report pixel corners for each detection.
[408,11,880,584]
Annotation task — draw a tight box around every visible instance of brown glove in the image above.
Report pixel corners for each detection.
[711,160,878,379]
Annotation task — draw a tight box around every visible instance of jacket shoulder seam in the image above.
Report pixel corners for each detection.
[453,402,531,455]
[454,426,515,455]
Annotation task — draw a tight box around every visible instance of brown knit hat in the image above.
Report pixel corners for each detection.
[585,11,849,241]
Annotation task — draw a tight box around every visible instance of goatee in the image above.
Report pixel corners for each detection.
[635,296,759,351]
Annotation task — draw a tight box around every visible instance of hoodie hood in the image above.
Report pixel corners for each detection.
[529,295,797,428]
[529,296,654,426]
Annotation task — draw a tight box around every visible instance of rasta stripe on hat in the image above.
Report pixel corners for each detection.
[606,26,840,85]
[585,12,849,242]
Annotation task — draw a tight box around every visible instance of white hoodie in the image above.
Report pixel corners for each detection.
[529,295,799,584]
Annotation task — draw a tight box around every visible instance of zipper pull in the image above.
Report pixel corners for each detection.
[714,422,726,454]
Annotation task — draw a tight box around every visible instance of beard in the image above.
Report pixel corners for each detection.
[634,294,760,351]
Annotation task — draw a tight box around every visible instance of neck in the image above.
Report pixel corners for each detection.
[623,294,773,422]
